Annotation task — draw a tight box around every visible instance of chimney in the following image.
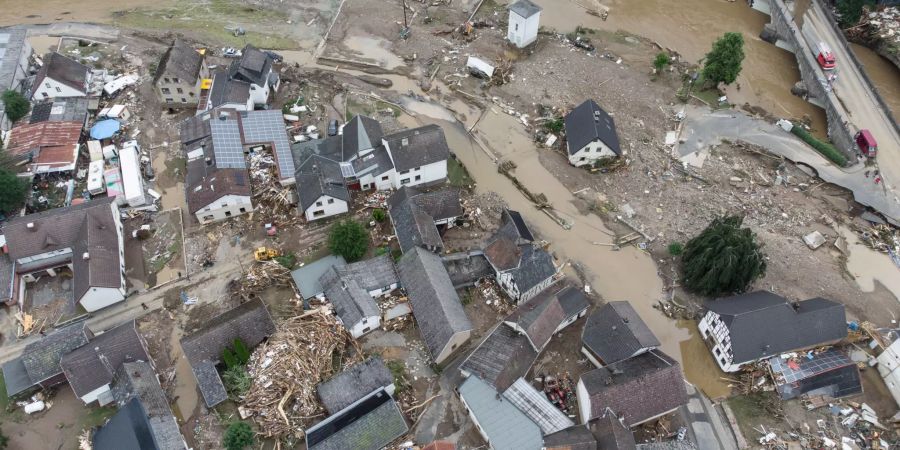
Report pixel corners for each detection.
[26,222,34,229]
[401,138,409,147]
[791,301,800,311]
[205,157,213,166]
[82,252,90,260]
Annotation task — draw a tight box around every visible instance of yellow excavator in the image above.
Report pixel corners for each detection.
[254,247,281,262]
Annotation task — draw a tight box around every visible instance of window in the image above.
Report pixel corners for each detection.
[415,175,421,181]
[362,318,368,324]
[327,199,334,204]
[714,348,721,356]
[313,210,325,217]
[316,201,323,207]
[203,215,214,221]
[45,82,51,88]
[55,87,61,93]
[401,178,410,185]
[221,203,228,207]
[400,169,409,174]
[381,176,389,181]
[177,87,184,94]
[250,85,256,90]
[515,24,519,31]
[225,211,232,217]
[161,87,170,94]
[579,157,586,161]
[189,91,195,97]
[166,98,173,103]
[42,92,48,98]
[172,77,180,83]
[164,77,170,83]
[181,98,187,103]
[362,327,371,333]
[239,207,246,213]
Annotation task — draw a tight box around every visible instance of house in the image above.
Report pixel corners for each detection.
[290,254,348,300]
[4,120,83,174]
[581,301,660,367]
[877,338,900,408]
[0,27,32,130]
[564,100,622,168]
[294,154,350,221]
[228,45,279,106]
[32,52,91,100]
[503,377,574,435]
[59,320,151,405]
[543,424,598,450]
[1,197,126,312]
[318,254,400,337]
[388,186,463,254]
[202,69,253,112]
[305,388,408,450]
[768,348,861,400]
[397,247,473,365]
[588,408,637,450]
[458,376,543,450]
[180,299,276,408]
[240,109,294,184]
[698,291,848,372]
[333,254,400,297]
[93,398,166,450]
[317,356,395,415]
[110,361,187,449]
[154,39,208,108]
[29,98,90,128]
[507,0,542,48]
[1,321,91,398]
[576,349,687,426]
[484,210,559,304]
[383,124,450,188]
[184,137,253,224]
[504,282,590,352]
[460,323,538,391]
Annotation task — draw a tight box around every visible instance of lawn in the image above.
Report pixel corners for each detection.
[447,157,474,187]
[726,392,782,440]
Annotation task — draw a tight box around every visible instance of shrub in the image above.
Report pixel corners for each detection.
[233,338,251,364]
[653,52,671,71]
[372,208,386,222]
[274,252,296,269]
[702,32,745,85]
[223,421,255,450]
[668,242,684,256]
[681,216,766,297]
[328,220,370,262]
[1,90,28,124]
[222,366,251,398]
[790,125,848,166]
[544,117,564,134]
[0,169,27,213]
[222,347,239,369]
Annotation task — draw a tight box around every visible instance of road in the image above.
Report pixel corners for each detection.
[681,382,739,450]
[800,1,900,214]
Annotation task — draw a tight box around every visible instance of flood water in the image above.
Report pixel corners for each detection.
[169,325,200,422]
[839,226,900,307]
[0,0,174,25]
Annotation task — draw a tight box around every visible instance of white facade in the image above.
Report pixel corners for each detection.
[195,194,254,224]
[79,286,125,312]
[79,384,112,405]
[346,315,382,339]
[576,378,591,424]
[698,311,742,372]
[359,168,397,191]
[393,160,447,189]
[249,82,270,106]
[877,339,900,408]
[507,9,541,48]
[496,270,557,305]
[119,146,146,207]
[32,75,88,101]
[304,195,349,221]
[568,139,617,167]
[434,329,472,365]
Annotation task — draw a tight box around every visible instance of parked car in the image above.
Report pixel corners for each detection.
[328,119,339,136]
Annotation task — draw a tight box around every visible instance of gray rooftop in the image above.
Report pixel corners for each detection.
[543,425,597,450]
[317,356,394,415]
[0,27,28,92]
[60,320,149,399]
[582,301,660,365]
[460,323,537,391]
[2,357,32,397]
[306,388,408,450]
[21,321,91,385]
[155,39,204,83]
[502,377,573,434]
[458,376,543,450]
[92,398,158,450]
[29,98,89,124]
[290,255,348,299]
[111,361,186,449]
[240,110,293,183]
[342,115,384,157]
[208,70,251,109]
[589,409,637,450]
[0,253,12,304]
[564,99,621,156]
[508,0,543,18]
[383,124,450,173]
[335,254,399,293]
[320,267,379,330]
[389,186,462,254]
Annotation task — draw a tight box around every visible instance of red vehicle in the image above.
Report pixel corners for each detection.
[816,42,836,70]
[855,129,878,157]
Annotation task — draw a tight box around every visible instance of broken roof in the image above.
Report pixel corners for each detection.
[458,376,543,450]
[582,301,660,365]
[508,0,543,18]
[564,99,621,156]
[111,361,186,450]
[155,39,204,83]
[320,266,379,329]
[290,254,347,299]
[334,254,398,293]
[317,356,394,415]
[397,247,473,361]
[240,109,293,183]
[306,388,408,450]
[505,283,588,351]
[29,98,90,124]
[60,320,149,399]
[705,291,847,364]
[460,323,538,391]
[34,52,89,93]
[388,186,462,253]
[5,120,82,157]
[383,124,450,172]
[580,349,687,427]
[768,348,861,400]
[21,321,91,385]
[503,377,574,434]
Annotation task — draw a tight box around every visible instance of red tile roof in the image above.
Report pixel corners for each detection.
[6,121,83,156]
[31,145,78,170]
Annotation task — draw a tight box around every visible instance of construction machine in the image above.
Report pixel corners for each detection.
[254,247,281,262]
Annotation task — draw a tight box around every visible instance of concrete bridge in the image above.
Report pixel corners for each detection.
[753,0,900,221]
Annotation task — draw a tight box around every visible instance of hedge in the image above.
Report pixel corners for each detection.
[790,125,847,166]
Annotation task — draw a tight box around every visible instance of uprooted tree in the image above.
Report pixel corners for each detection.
[328,219,370,262]
[681,215,766,297]
[702,32,745,86]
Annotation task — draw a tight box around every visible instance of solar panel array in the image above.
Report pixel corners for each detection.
[241,110,293,181]
[770,350,852,384]
[210,118,245,169]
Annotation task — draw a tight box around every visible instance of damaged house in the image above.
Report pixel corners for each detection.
[483,209,559,304]
[154,39,208,108]
[581,301,660,367]
[305,388,408,450]
[698,291,848,372]
[2,321,91,398]
[388,186,463,254]
[564,99,622,168]
[5,119,83,174]
[318,254,400,338]
[317,356,395,415]
[768,348,862,400]
[31,52,91,101]
[201,45,279,112]
[504,282,590,352]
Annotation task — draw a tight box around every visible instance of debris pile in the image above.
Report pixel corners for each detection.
[232,261,293,300]
[859,223,900,267]
[847,7,900,60]
[241,311,361,438]
[539,372,576,416]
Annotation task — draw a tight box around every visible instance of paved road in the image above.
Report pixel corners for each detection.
[681,382,739,450]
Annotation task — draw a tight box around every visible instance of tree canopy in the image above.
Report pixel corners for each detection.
[328,219,370,262]
[0,169,27,214]
[681,215,766,297]
[223,421,254,450]
[702,32,745,86]
[2,90,29,124]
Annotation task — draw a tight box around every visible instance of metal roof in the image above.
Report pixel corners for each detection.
[458,376,543,450]
[508,0,543,18]
[290,255,348,299]
[502,378,574,434]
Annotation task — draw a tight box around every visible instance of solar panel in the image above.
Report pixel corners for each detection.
[241,110,293,181]
[770,350,852,384]
[210,119,246,169]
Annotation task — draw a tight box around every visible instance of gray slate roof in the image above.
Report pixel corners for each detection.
[60,320,149,399]
[505,285,568,351]
[557,285,591,318]
[208,70,250,108]
[502,378,574,434]
[335,254,398,293]
[580,349,687,427]
[155,39,204,84]
[460,323,537,391]
[564,99,621,156]
[705,291,847,364]
[93,398,157,450]
[112,361,185,450]
[342,115,384,157]
[0,27,28,91]
[389,186,462,253]
[295,157,350,211]
[543,425,597,450]
[397,247,473,361]
[2,357,32,397]
[29,98,89,124]
[458,376,543,450]
[320,266,379,330]
[21,321,91,384]
[589,409,637,450]
[383,124,450,172]
[508,0,543,18]
[184,137,252,215]
[229,45,273,87]
[317,356,394,415]
[290,254,347,299]
[35,52,89,93]
[509,244,558,294]
[497,209,535,243]
[582,301,660,365]
[306,389,408,450]
[192,360,227,408]
[0,253,12,304]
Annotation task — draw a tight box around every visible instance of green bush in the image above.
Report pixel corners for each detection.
[790,125,847,166]
[222,366,251,398]
[328,220,370,262]
[222,347,239,369]
[233,338,251,364]
[1,90,28,124]
[668,242,684,256]
[274,252,296,269]
[544,117,564,134]
[0,169,27,213]
[372,208,386,222]
[223,421,255,450]
[703,32,745,85]
[653,52,671,71]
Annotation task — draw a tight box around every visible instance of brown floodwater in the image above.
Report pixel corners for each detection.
[850,43,900,124]
[0,0,174,25]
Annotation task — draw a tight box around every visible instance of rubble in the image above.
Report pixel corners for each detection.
[231,260,294,300]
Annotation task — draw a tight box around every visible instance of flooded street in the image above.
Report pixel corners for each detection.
[169,326,199,422]
[839,226,900,309]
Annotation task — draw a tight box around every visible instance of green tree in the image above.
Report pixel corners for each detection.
[0,423,8,449]
[653,52,671,71]
[222,347,239,369]
[667,242,684,256]
[1,90,28,124]
[274,252,296,269]
[223,421,255,450]
[681,216,766,297]
[233,338,251,364]
[372,208,386,222]
[835,0,875,28]
[702,32,745,86]
[222,366,251,398]
[328,219,369,262]
[0,169,27,213]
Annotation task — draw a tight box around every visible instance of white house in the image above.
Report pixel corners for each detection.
[877,339,900,409]
[698,291,847,372]
[183,119,254,224]
[317,255,399,338]
[580,301,660,368]
[229,45,279,106]
[503,283,590,352]
[483,210,559,304]
[383,124,449,189]
[563,99,622,168]
[507,0,542,48]
[388,186,463,254]
[31,52,91,101]
[296,167,350,222]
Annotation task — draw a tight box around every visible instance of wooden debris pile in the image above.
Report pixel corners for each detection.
[232,261,293,300]
[241,311,362,438]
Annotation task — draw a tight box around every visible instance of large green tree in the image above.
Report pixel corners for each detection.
[702,32,745,86]
[1,90,28,124]
[0,169,27,213]
[681,216,766,297]
[835,0,875,28]
[223,421,254,450]
[328,219,369,262]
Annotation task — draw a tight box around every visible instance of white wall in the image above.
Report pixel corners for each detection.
[347,315,381,339]
[507,11,540,48]
[555,309,587,334]
[496,272,520,301]
[304,195,349,221]
[119,146,146,207]
[877,340,900,408]
[360,168,396,191]
[568,140,617,167]
[393,160,447,189]
[196,194,254,224]
[459,390,493,449]
[518,275,556,304]
[79,384,111,405]
[434,329,472,365]
[79,286,126,312]
[576,378,591,424]
[32,77,86,101]
[698,311,741,372]
[249,82,270,106]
